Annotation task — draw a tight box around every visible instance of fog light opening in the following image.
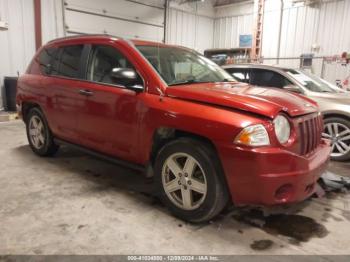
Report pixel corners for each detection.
[275,184,293,202]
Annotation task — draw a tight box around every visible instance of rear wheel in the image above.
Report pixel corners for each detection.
[154,138,229,223]
[26,107,59,156]
[322,117,350,161]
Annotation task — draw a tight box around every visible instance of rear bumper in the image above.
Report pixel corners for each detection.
[217,139,331,206]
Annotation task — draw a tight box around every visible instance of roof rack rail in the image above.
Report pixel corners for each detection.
[48,33,121,44]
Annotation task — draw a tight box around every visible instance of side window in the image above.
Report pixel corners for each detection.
[50,48,61,76]
[54,45,84,79]
[250,69,291,88]
[226,69,250,83]
[87,45,139,86]
[37,47,58,75]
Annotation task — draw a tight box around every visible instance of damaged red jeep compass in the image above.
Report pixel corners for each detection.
[16,35,331,222]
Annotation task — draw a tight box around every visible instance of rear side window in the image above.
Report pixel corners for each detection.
[54,45,84,79]
[250,69,292,88]
[37,47,58,75]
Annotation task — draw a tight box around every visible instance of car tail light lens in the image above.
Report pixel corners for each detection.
[234,124,270,146]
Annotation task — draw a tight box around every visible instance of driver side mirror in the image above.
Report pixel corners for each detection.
[110,68,144,92]
[283,84,303,94]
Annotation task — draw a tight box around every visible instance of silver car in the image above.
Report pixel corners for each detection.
[223,64,350,161]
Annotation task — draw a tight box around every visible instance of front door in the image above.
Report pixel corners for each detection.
[76,44,144,163]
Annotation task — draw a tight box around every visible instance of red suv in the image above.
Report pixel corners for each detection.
[16,35,331,222]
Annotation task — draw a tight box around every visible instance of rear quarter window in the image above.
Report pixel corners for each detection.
[28,47,58,75]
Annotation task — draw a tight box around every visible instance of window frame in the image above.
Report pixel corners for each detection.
[83,43,145,91]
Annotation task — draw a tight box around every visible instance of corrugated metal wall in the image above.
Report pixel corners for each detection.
[213,1,254,48]
[166,8,214,53]
[0,0,35,107]
[213,0,350,83]
[41,0,65,45]
[166,1,215,53]
[262,0,350,57]
[214,0,350,56]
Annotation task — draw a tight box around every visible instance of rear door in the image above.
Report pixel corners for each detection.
[45,44,87,143]
[75,43,144,162]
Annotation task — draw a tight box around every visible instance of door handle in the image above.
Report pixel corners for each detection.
[78,89,94,96]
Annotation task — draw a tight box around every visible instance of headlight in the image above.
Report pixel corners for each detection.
[274,115,291,144]
[234,124,270,146]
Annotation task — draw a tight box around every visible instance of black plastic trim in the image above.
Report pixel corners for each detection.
[54,138,145,172]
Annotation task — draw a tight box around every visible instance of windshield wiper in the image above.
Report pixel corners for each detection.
[168,79,210,86]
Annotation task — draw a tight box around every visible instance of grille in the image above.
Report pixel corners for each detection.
[298,114,323,155]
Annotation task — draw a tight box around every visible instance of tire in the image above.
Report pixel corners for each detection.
[25,107,59,156]
[323,117,350,161]
[154,137,229,223]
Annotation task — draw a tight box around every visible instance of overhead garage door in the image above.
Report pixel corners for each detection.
[64,0,165,42]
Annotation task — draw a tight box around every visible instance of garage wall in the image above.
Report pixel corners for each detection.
[213,0,350,83]
[213,0,350,56]
[262,0,350,58]
[166,8,214,53]
[213,1,254,48]
[41,0,65,45]
[0,0,36,108]
[261,0,350,82]
[63,0,165,41]
[41,0,215,54]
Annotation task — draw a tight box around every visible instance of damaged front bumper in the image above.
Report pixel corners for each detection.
[218,139,331,206]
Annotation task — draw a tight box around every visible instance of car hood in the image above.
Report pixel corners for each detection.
[166,82,318,119]
[309,91,350,104]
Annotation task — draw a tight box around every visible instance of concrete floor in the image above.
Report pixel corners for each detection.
[1,120,350,255]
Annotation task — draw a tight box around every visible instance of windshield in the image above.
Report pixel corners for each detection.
[136,45,234,86]
[284,69,339,93]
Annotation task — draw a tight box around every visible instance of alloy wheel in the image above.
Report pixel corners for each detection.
[29,115,45,149]
[322,122,350,158]
[161,153,207,211]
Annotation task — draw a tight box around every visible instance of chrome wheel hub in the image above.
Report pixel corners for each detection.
[162,153,207,211]
[29,115,45,149]
[322,122,350,157]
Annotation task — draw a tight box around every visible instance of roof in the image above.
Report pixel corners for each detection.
[48,34,120,44]
[47,34,184,49]
[222,63,292,71]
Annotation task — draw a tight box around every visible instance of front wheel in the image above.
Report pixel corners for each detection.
[322,117,350,161]
[154,138,229,223]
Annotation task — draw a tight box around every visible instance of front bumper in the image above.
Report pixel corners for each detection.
[217,139,331,206]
